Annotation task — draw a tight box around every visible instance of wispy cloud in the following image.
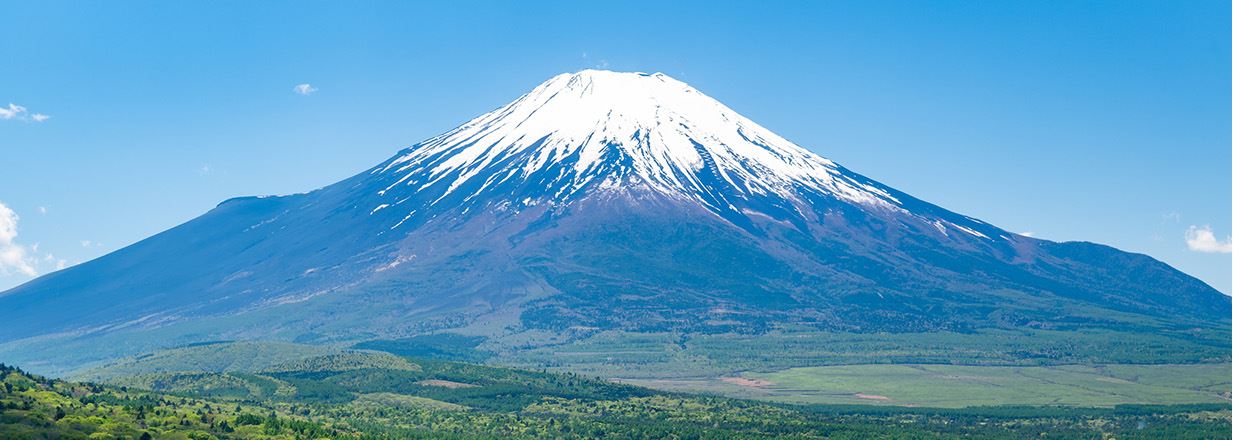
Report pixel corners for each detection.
[581,52,610,70]
[1184,225,1232,254]
[0,201,37,276]
[40,252,68,271]
[0,103,25,119]
[293,83,318,95]
[0,103,51,122]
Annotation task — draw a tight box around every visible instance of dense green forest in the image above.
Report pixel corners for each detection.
[0,363,343,439]
[4,352,1230,439]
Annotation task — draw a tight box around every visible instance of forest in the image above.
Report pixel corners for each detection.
[3,351,1229,439]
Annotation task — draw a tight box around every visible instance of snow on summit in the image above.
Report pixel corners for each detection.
[359,70,1004,242]
[374,70,900,214]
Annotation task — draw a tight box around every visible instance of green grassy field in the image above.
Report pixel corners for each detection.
[490,326,1231,408]
[10,345,1231,439]
[59,332,1231,411]
[493,327,1230,380]
[623,363,1231,408]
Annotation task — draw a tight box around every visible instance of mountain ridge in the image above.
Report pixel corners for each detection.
[0,70,1226,374]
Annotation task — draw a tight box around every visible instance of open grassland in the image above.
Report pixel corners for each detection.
[494,327,1230,380]
[9,344,1232,439]
[624,363,1231,408]
[65,331,1232,411]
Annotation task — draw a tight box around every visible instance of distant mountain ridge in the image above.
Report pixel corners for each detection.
[0,70,1226,373]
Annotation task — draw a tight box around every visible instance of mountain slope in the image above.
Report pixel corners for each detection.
[0,70,1226,372]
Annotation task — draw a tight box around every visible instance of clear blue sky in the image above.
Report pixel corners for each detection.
[1,0,1229,293]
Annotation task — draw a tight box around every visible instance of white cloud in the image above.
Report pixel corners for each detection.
[293,83,318,95]
[80,240,92,248]
[0,201,37,276]
[37,206,46,214]
[595,59,610,69]
[0,103,26,119]
[1184,225,1232,254]
[38,252,67,271]
[0,103,50,122]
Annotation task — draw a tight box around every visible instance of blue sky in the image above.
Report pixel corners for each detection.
[1,0,1229,293]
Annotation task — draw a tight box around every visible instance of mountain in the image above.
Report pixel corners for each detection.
[0,70,1227,373]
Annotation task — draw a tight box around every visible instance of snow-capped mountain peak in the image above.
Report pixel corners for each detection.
[373,70,899,216]
[3,70,1224,368]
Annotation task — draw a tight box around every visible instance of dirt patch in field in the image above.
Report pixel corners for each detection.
[854,393,891,401]
[720,377,774,388]
[417,379,479,389]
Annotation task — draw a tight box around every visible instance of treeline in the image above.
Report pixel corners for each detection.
[0,363,347,439]
[3,360,1229,439]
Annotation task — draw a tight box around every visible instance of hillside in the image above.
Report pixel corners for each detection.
[74,342,1232,409]
[0,363,344,439]
[6,346,1230,439]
